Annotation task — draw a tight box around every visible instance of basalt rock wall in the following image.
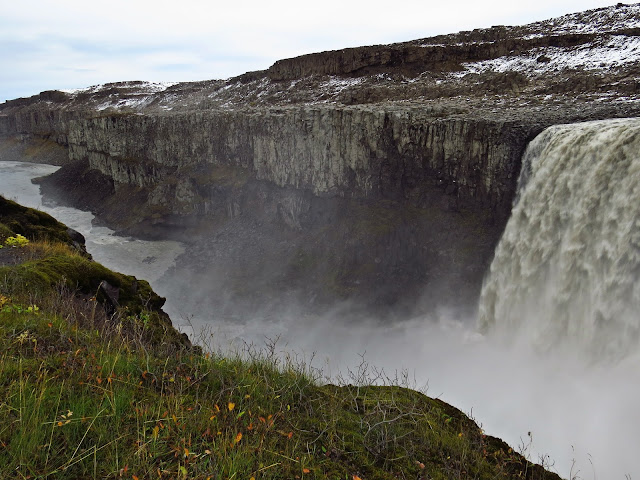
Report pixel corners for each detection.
[1,103,529,311]
[0,100,84,167]
[66,107,537,223]
[1,99,85,146]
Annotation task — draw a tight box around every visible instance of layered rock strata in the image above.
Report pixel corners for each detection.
[65,109,535,220]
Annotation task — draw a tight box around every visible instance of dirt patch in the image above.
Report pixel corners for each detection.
[0,247,28,266]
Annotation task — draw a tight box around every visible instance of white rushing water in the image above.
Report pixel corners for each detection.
[2,132,640,478]
[480,118,640,361]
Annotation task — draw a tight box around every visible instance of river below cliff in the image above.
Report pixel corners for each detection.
[0,161,185,287]
[1,159,638,478]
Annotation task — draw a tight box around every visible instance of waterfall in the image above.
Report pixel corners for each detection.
[479,118,640,360]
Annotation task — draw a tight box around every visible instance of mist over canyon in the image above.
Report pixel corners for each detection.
[2,3,640,477]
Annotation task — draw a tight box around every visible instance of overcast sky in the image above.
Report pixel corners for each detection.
[0,0,626,102]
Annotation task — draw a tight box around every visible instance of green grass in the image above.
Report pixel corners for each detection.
[0,300,560,480]
[0,197,561,479]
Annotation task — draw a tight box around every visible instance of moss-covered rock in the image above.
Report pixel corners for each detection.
[0,195,192,352]
[0,196,75,246]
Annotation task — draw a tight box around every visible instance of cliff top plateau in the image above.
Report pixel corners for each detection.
[2,2,640,124]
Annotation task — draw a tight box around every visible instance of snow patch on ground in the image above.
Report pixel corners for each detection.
[319,76,365,93]
[463,35,640,75]
[533,4,640,35]
[96,95,155,111]
[64,81,177,96]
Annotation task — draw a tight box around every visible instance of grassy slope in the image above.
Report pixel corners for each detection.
[0,196,561,480]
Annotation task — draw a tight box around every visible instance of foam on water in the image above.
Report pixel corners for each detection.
[480,118,640,361]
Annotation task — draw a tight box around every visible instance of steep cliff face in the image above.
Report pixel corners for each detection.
[65,108,534,221]
[1,3,639,315]
[39,110,510,313]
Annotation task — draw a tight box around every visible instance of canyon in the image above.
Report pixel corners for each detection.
[1,3,639,317]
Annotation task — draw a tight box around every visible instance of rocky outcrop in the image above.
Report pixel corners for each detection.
[1,102,82,146]
[267,31,619,80]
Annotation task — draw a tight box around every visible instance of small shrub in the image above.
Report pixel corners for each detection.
[3,234,29,248]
